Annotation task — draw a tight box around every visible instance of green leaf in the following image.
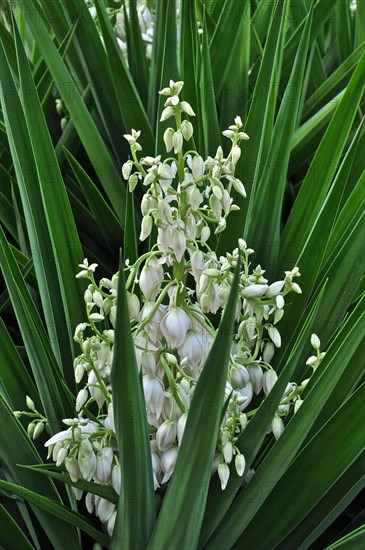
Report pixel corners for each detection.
[205,295,364,548]
[0,479,109,548]
[0,42,77,380]
[94,0,154,152]
[19,465,118,505]
[64,148,123,258]
[199,14,220,158]
[16,0,126,222]
[326,525,365,550]
[245,4,313,274]
[218,0,287,255]
[110,253,155,549]
[0,317,39,411]
[279,51,365,268]
[0,503,34,550]
[124,0,149,107]
[199,284,326,547]
[0,396,79,549]
[148,257,241,549]
[232,384,365,548]
[282,449,365,548]
[12,16,85,373]
[0,226,74,429]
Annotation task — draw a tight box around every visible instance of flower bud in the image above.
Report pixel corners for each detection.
[78,439,96,481]
[192,156,204,180]
[177,413,187,446]
[139,215,153,241]
[235,454,246,477]
[160,106,174,121]
[181,120,193,141]
[311,333,321,350]
[76,389,89,412]
[230,365,249,389]
[161,307,191,349]
[180,101,195,116]
[223,441,233,464]
[56,447,68,467]
[248,364,264,395]
[128,173,139,192]
[27,422,35,438]
[218,462,230,490]
[201,225,210,242]
[127,292,140,320]
[172,130,183,153]
[272,416,285,440]
[163,127,174,152]
[263,341,275,363]
[96,447,113,484]
[26,396,35,411]
[241,284,268,298]
[263,369,278,395]
[189,186,203,211]
[122,160,133,180]
[266,280,284,298]
[232,177,246,198]
[231,145,241,164]
[112,464,121,494]
[173,228,186,262]
[268,325,281,348]
[33,422,45,440]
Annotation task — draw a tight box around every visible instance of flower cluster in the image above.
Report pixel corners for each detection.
[17,81,326,534]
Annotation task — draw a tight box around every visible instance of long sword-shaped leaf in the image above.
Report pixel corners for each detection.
[16,0,126,222]
[0,318,39,411]
[13,17,86,369]
[110,253,155,549]
[0,45,76,376]
[0,480,109,548]
[94,0,154,152]
[148,257,241,549]
[206,295,364,548]
[0,503,34,550]
[218,0,287,255]
[199,284,325,546]
[245,5,313,274]
[283,444,365,548]
[0,396,79,549]
[232,384,365,548]
[0,226,74,428]
[326,525,365,550]
[279,51,365,269]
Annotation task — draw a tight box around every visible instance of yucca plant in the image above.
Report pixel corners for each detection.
[0,0,364,549]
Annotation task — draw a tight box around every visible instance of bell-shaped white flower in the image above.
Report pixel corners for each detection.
[163,127,174,152]
[160,447,179,484]
[161,307,191,349]
[263,341,275,363]
[177,413,187,447]
[242,284,269,298]
[65,456,81,483]
[139,215,153,241]
[97,498,115,523]
[173,228,186,263]
[112,464,121,495]
[139,257,164,300]
[143,375,164,419]
[96,447,113,484]
[268,325,281,348]
[248,364,264,395]
[107,510,117,537]
[78,439,96,481]
[230,364,250,389]
[156,419,177,452]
